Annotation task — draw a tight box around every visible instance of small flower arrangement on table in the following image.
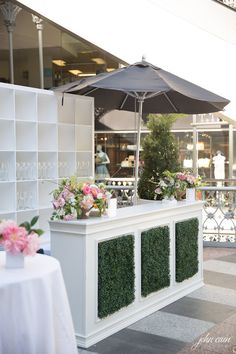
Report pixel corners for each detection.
[175,172,202,188]
[51,177,111,221]
[153,171,201,201]
[0,216,43,257]
[154,171,179,200]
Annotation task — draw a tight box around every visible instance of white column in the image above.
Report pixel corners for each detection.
[0,1,21,84]
[32,15,44,89]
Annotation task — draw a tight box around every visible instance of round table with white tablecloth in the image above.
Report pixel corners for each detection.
[0,252,78,354]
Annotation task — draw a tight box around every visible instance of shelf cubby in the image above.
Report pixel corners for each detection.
[16,151,37,181]
[58,152,76,178]
[38,207,53,234]
[0,182,15,213]
[76,151,93,178]
[0,151,15,181]
[38,152,58,180]
[38,180,56,209]
[75,96,93,125]
[16,181,38,211]
[76,125,93,151]
[58,124,75,152]
[16,209,39,226]
[16,121,37,151]
[37,93,57,123]
[57,93,75,124]
[0,120,15,150]
[0,212,16,221]
[38,123,57,151]
[15,90,37,121]
[0,87,14,120]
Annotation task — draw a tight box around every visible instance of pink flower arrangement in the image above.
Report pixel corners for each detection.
[51,177,111,221]
[0,217,43,256]
[176,172,201,188]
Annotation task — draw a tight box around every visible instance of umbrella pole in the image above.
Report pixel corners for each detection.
[134,98,143,205]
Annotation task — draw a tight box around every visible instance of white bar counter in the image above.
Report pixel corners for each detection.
[49,200,204,348]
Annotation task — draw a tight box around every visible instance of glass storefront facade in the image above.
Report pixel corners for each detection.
[95,116,233,180]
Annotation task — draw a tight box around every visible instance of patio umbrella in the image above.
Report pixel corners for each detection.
[54,59,230,202]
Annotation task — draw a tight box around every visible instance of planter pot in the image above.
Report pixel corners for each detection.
[186,188,196,202]
[5,252,24,269]
[176,190,186,201]
[107,198,117,217]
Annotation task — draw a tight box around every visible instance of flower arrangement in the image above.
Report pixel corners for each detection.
[154,171,179,200]
[0,216,43,256]
[153,170,202,200]
[176,172,201,189]
[51,177,111,221]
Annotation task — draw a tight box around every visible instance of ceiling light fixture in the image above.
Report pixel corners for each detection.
[106,68,116,72]
[91,58,106,65]
[69,69,82,76]
[79,73,96,77]
[52,60,66,67]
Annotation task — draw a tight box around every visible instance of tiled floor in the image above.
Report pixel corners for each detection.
[78,247,236,354]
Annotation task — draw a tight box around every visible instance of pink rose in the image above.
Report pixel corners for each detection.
[82,184,92,195]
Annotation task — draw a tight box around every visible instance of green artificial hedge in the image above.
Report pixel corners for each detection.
[141,226,170,297]
[98,234,135,318]
[175,218,199,282]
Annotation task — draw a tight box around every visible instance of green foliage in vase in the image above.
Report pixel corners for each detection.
[138,114,181,200]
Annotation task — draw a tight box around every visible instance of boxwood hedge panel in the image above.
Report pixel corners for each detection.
[141,226,170,297]
[98,234,135,318]
[175,218,199,283]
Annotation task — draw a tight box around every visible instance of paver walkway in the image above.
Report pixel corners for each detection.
[78,248,236,354]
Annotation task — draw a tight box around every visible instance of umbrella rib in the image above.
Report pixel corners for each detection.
[119,94,129,109]
[84,87,100,96]
[163,92,178,112]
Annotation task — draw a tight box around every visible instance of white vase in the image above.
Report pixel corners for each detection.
[186,188,196,202]
[107,198,117,217]
[5,252,25,269]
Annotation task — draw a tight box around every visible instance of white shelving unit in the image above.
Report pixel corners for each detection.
[0,83,94,241]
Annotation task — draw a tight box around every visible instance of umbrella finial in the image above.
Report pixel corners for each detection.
[142,54,146,62]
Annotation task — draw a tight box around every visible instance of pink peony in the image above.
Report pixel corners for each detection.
[0,220,18,237]
[22,232,40,256]
[2,225,28,255]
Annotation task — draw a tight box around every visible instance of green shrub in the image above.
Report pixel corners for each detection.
[141,226,170,297]
[98,234,135,318]
[138,114,181,200]
[175,218,199,282]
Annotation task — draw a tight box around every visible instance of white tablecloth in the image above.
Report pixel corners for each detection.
[0,252,78,354]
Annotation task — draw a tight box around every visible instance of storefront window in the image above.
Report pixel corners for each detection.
[197,130,229,179]
[95,133,147,178]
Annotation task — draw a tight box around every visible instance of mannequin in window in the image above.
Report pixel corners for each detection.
[95,144,110,180]
[212,151,225,180]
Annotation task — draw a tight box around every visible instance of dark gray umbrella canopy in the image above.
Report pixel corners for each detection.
[55,61,229,114]
[54,60,229,202]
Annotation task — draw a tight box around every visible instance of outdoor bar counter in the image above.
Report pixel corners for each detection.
[49,200,204,348]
